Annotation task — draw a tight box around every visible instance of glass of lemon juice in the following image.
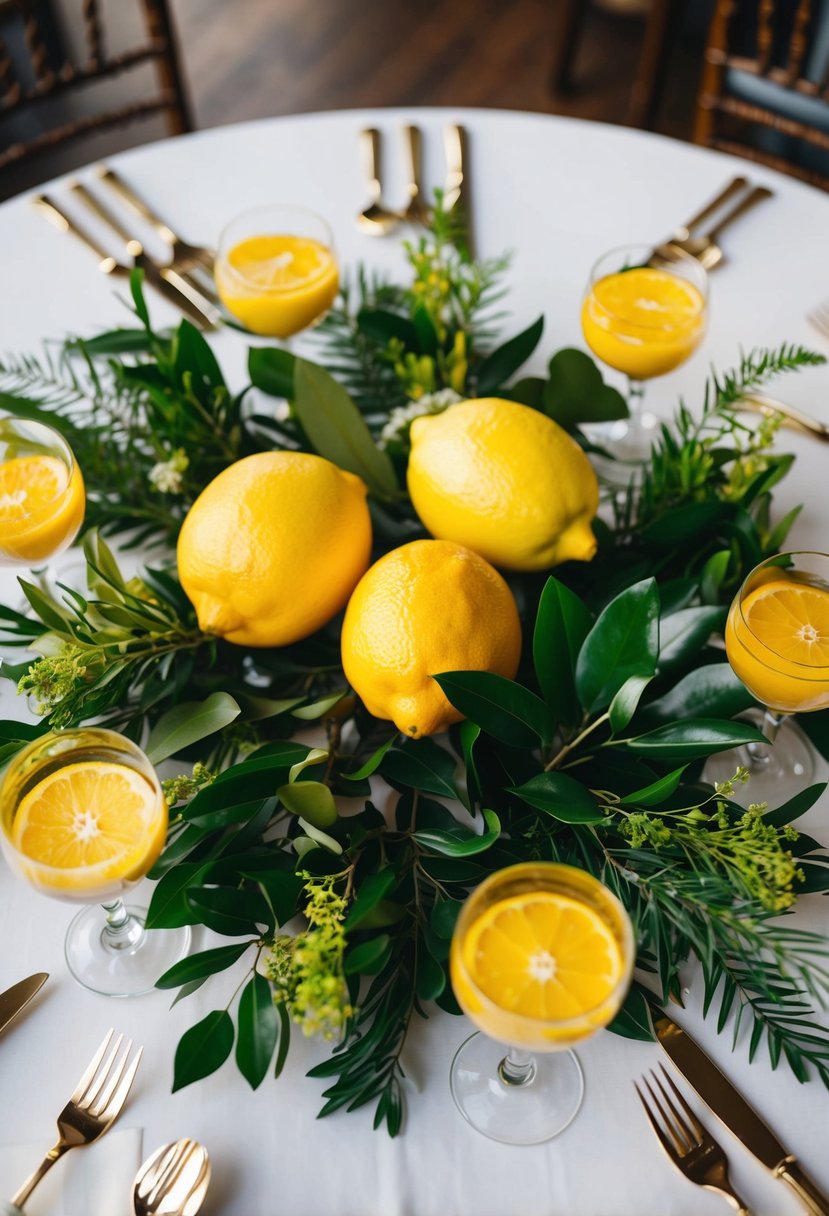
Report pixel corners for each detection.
[0,728,190,997]
[581,244,708,480]
[215,204,339,339]
[0,418,85,566]
[706,552,829,801]
[450,862,634,1144]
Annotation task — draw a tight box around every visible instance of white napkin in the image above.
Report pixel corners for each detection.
[0,1127,142,1216]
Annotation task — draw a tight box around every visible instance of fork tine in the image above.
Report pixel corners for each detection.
[649,1069,699,1151]
[81,1032,124,1108]
[635,1081,681,1160]
[181,268,220,305]
[658,1065,707,1143]
[89,1036,133,1116]
[148,1139,193,1205]
[100,1043,142,1123]
[69,1028,114,1103]
[643,1073,691,1155]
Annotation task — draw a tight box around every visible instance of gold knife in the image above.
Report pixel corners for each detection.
[654,1009,829,1215]
[0,973,48,1036]
[443,123,474,258]
[738,394,829,444]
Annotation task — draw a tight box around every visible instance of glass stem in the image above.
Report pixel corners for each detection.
[627,378,646,433]
[498,1046,536,1087]
[101,898,145,951]
[746,709,784,766]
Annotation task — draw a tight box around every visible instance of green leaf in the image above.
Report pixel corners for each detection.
[240,866,303,926]
[274,1003,291,1078]
[700,549,732,604]
[73,328,153,355]
[186,886,273,936]
[415,947,446,1002]
[356,307,418,348]
[434,672,554,748]
[293,359,398,499]
[186,744,310,817]
[145,692,241,764]
[643,664,754,725]
[130,267,150,328]
[625,718,765,760]
[248,346,296,399]
[345,868,397,931]
[801,709,829,762]
[505,376,546,410]
[292,692,347,720]
[157,941,255,989]
[544,348,628,424]
[413,807,501,856]
[343,733,398,780]
[146,861,213,929]
[236,974,279,1090]
[640,502,727,549]
[277,780,337,829]
[576,578,660,713]
[533,577,592,726]
[174,319,226,391]
[620,766,687,807]
[288,748,328,783]
[657,606,726,671]
[475,315,544,395]
[380,738,458,800]
[764,783,827,828]
[510,772,605,824]
[431,900,463,939]
[609,674,653,734]
[172,1010,234,1092]
[345,935,392,975]
[608,984,655,1042]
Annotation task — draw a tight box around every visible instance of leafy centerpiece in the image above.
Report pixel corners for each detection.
[1,207,828,1135]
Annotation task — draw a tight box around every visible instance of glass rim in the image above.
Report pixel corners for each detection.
[735,550,829,676]
[452,861,635,1033]
[0,417,76,519]
[585,242,709,330]
[216,203,335,295]
[0,727,164,877]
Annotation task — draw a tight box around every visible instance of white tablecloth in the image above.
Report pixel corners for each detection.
[0,108,827,1216]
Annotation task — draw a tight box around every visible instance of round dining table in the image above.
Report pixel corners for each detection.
[0,107,828,1216]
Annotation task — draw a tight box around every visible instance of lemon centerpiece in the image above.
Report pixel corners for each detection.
[341,539,522,738]
[178,451,372,647]
[407,397,599,572]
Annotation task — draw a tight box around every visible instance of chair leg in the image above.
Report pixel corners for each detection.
[626,0,681,128]
[551,0,592,94]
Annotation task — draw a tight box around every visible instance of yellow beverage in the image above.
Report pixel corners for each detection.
[216,233,339,337]
[581,266,706,380]
[725,572,829,713]
[0,452,84,563]
[450,863,633,1051]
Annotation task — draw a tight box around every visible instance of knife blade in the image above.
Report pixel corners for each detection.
[0,972,48,1036]
[654,1009,829,1215]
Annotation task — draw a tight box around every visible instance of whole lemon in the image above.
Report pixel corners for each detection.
[407,397,599,572]
[341,539,522,738]
[178,451,372,647]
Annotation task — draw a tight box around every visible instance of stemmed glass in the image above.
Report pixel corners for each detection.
[0,417,85,566]
[0,728,190,997]
[214,204,339,340]
[449,862,634,1145]
[581,243,708,480]
[706,552,829,802]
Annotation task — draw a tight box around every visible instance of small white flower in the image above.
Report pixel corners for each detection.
[148,448,189,495]
[378,388,462,448]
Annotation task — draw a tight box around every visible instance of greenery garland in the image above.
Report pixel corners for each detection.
[1,206,829,1136]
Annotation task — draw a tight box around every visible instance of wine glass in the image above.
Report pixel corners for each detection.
[215,204,339,339]
[449,861,634,1145]
[0,728,190,997]
[581,244,708,481]
[705,552,829,802]
[0,417,85,566]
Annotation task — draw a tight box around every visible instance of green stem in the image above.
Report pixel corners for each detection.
[545,712,610,771]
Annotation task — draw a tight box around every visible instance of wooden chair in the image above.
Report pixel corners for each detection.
[694,0,829,190]
[0,0,192,178]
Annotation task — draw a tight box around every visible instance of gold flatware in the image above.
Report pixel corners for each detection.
[636,1065,753,1215]
[0,973,47,1036]
[808,299,829,341]
[656,185,773,270]
[132,1139,211,1216]
[96,166,218,300]
[400,125,431,227]
[33,194,218,330]
[10,1028,143,1209]
[69,181,221,329]
[669,175,749,244]
[356,128,399,236]
[655,1009,829,1214]
[738,394,829,443]
[443,123,473,256]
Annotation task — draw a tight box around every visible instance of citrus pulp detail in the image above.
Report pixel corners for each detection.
[0,454,85,562]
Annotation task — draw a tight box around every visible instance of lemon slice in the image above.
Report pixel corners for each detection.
[741,578,829,665]
[227,235,334,290]
[0,455,68,523]
[593,268,704,330]
[462,891,624,1020]
[12,761,165,888]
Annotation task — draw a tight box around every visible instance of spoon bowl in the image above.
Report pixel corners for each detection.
[133,1139,211,1216]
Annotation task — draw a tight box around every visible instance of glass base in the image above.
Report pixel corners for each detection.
[449,1032,585,1144]
[65,904,191,998]
[704,708,814,806]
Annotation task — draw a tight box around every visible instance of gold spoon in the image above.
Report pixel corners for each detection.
[132,1139,211,1216]
[654,185,773,270]
[356,128,399,235]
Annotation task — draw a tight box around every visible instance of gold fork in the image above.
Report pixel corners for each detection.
[132,1138,211,1216]
[10,1028,143,1209]
[808,299,829,341]
[636,1065,753,1216]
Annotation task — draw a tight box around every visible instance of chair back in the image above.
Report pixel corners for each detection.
[694,0,829,190]
[0,0,191,177]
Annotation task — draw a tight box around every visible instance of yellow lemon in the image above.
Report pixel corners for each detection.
[341,538,522,738]
[177,452,372,647]
[407,397,599,572]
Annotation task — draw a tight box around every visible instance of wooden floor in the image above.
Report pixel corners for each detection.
[170,0,704,141]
